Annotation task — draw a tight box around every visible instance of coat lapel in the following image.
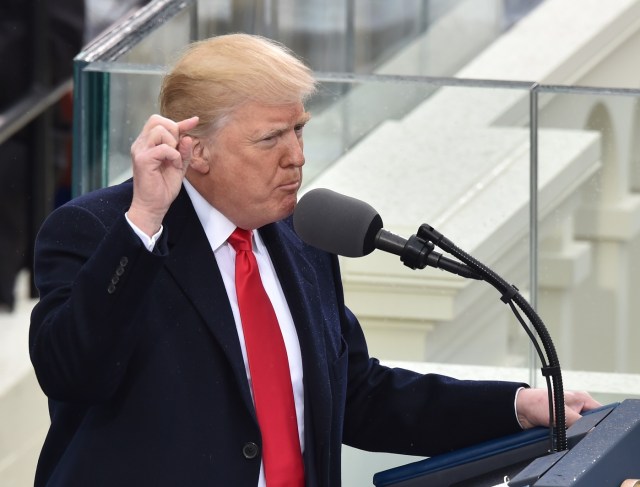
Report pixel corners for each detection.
[162,188,255,417]
[260,220,334,482]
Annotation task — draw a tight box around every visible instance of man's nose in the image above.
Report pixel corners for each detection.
[283,131,305,167]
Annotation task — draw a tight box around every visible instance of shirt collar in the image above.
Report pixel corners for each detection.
[183,179,236,251]
[182,179,265,253]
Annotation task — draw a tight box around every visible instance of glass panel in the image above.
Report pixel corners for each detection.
[73,0,198,195]
[304,79,534,382]
[303,76,443,183]
[84,50,537,381]
[86,63,165,186]
[536,88,640,403]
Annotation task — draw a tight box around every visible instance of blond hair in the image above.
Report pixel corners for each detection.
[159,33,317,137]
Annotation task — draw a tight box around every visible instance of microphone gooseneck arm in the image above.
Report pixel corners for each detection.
[417,223,567,452]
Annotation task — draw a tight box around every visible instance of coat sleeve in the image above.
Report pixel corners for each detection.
[29,201,167,403]
[332,259,528,457]
[268,219,528,458]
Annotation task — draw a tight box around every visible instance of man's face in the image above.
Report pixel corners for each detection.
[188,100,311,229]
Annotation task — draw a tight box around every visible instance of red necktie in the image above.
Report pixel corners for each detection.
[228,228,304,487]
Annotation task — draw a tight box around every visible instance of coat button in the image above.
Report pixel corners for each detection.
[242,442,259,459]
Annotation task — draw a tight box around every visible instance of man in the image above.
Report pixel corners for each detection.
[29,33,598,487]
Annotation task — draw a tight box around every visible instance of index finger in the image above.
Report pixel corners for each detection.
[177,116,200,135]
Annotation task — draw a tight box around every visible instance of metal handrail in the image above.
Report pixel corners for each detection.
[0,79,73,146]
[75,0,195,64]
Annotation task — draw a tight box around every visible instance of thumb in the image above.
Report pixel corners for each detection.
[564,404,583,427]
[178,136,194,168]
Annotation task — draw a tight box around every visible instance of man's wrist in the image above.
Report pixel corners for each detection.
[125,212,163,251]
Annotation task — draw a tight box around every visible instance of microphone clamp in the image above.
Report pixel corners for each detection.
[398,231,482,280]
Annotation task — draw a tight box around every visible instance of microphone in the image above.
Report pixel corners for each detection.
[293,188,480,279]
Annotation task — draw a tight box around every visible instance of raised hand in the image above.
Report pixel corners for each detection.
[128,114,199,236]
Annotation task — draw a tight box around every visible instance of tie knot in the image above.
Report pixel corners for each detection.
[228,228,253,252]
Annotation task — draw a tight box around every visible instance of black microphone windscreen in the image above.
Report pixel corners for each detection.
[293,188,383,257]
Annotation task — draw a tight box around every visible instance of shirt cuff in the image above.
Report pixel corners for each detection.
[514,386,526,429]
[125,212,163,251]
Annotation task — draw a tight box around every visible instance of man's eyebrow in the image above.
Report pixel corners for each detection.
[252,112,312,140]
[298,112,312,125]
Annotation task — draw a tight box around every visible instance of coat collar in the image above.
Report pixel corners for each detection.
[162,188,255,414]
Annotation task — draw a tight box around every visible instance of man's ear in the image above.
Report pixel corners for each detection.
[189,137,211,175]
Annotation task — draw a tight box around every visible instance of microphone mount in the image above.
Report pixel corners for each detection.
[374,229,482,280]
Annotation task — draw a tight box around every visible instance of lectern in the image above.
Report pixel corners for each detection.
[373,399,640,487]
